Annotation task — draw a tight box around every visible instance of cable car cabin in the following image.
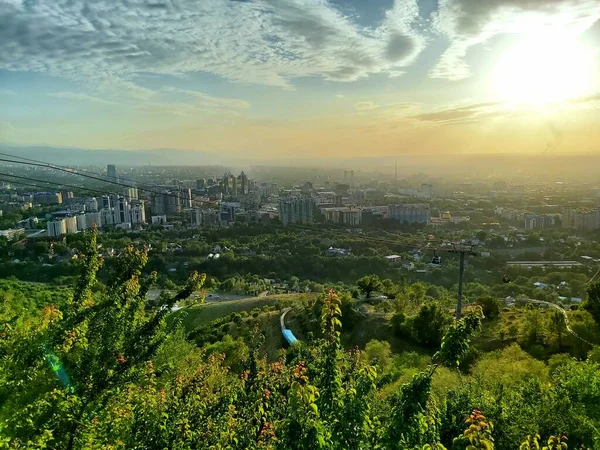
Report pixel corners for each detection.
[431,255,442,265]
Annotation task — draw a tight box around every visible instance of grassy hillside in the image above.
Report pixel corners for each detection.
[171,293,318,331]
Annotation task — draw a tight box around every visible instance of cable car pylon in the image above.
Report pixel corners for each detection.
[447,242,478,319]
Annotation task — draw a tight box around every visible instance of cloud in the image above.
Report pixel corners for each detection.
[47,92,118,105]
[0,89,16,96]
[410,101,508,124]
[163,87,250,110]
[354,101,380,111]
[0,0,425,90]
[431,0,600,80]
[336,94,346,99]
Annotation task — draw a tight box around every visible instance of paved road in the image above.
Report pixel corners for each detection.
[527,299,594,347]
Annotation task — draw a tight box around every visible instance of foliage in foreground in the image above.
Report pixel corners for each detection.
[0,232,599,449]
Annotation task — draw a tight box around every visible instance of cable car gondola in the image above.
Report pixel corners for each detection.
[431,250,442,265]
[503,274,511,284]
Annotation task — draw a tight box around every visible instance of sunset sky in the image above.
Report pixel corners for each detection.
[1,0,599,159]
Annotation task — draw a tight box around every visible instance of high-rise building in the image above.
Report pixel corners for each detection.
[562,207,600,230]
[64,216,78,234]
[196,178,206,190]
[123,187,138,201]
[107,164,117,181]
[152,191,181,215]
[239,171,249,195]
[85,212,102,229]
[130,200,146,224]
[85,198,99,212]
[100,208,114,226]
[190,208,203,227]
[221,202,241,223]
[388,204,431,224]
[279,196,314,226]
[47,219,67,237]
[323,206,362,226]
[167,190,182,214]
[76,214,87,231]
[114,197,130,224]
[180,188,192,208]
[101,195,112,209]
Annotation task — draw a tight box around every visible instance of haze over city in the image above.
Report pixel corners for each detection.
[1,0,599,160]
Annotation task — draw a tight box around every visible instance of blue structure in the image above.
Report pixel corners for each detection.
[282,329,298,345]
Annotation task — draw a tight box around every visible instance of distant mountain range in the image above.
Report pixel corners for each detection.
[1,144,598,179]
[0,145,238,167]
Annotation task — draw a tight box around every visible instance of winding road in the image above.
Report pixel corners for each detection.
[527,299,594,347]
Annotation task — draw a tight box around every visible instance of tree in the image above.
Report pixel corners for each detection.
[548,309,567,350]
[0,232,205,449]
[584,281,600,325]
[410,302,452,348]
[475,295,501,320]
[357,274,382,299]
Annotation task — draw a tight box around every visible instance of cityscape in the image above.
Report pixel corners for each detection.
[1,0,600,448]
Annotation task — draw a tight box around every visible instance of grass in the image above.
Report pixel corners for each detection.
[171,293,317,331]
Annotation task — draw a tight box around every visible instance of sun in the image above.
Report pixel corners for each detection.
[492,33,593,105]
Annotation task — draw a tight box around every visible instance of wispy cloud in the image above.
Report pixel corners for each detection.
[163,87,250,110]
[47,92,119,106]
[354,101,380,111]
[0,0,426,90]
[431,0,600,80]
[0,89,16,96]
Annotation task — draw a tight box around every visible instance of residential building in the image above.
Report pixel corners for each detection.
[130,200,146,224]
[279,196,314,226]
[33,192,62,205]
[388,204,431,224]
[524,214,557,230]
[562,207,600,230]
[85,198,99,212]
[76,214,87,231]
[190,208,203,227]
[114,197,130,224]
[123,187,138,201]
[190,208,221,228]
[64,216,78,234]
[167,190,182,213]
[101,195,112,209]
[152,190,181,215]
[47,219,67,237]
[151,215,168,225]
[322,206,362,226]
[180,188,192,208]
[85,211,102,229]
[100,208,114,226]
[221,202,241,223]
[313,191,337,207]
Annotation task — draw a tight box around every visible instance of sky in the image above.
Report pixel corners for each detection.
[0,0,599,160]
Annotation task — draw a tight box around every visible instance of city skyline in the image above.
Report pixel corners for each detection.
[1,0,600,158]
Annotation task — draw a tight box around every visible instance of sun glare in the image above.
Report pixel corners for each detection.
[492,34,593,106]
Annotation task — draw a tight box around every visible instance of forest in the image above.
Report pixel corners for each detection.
[1,231,600,449]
